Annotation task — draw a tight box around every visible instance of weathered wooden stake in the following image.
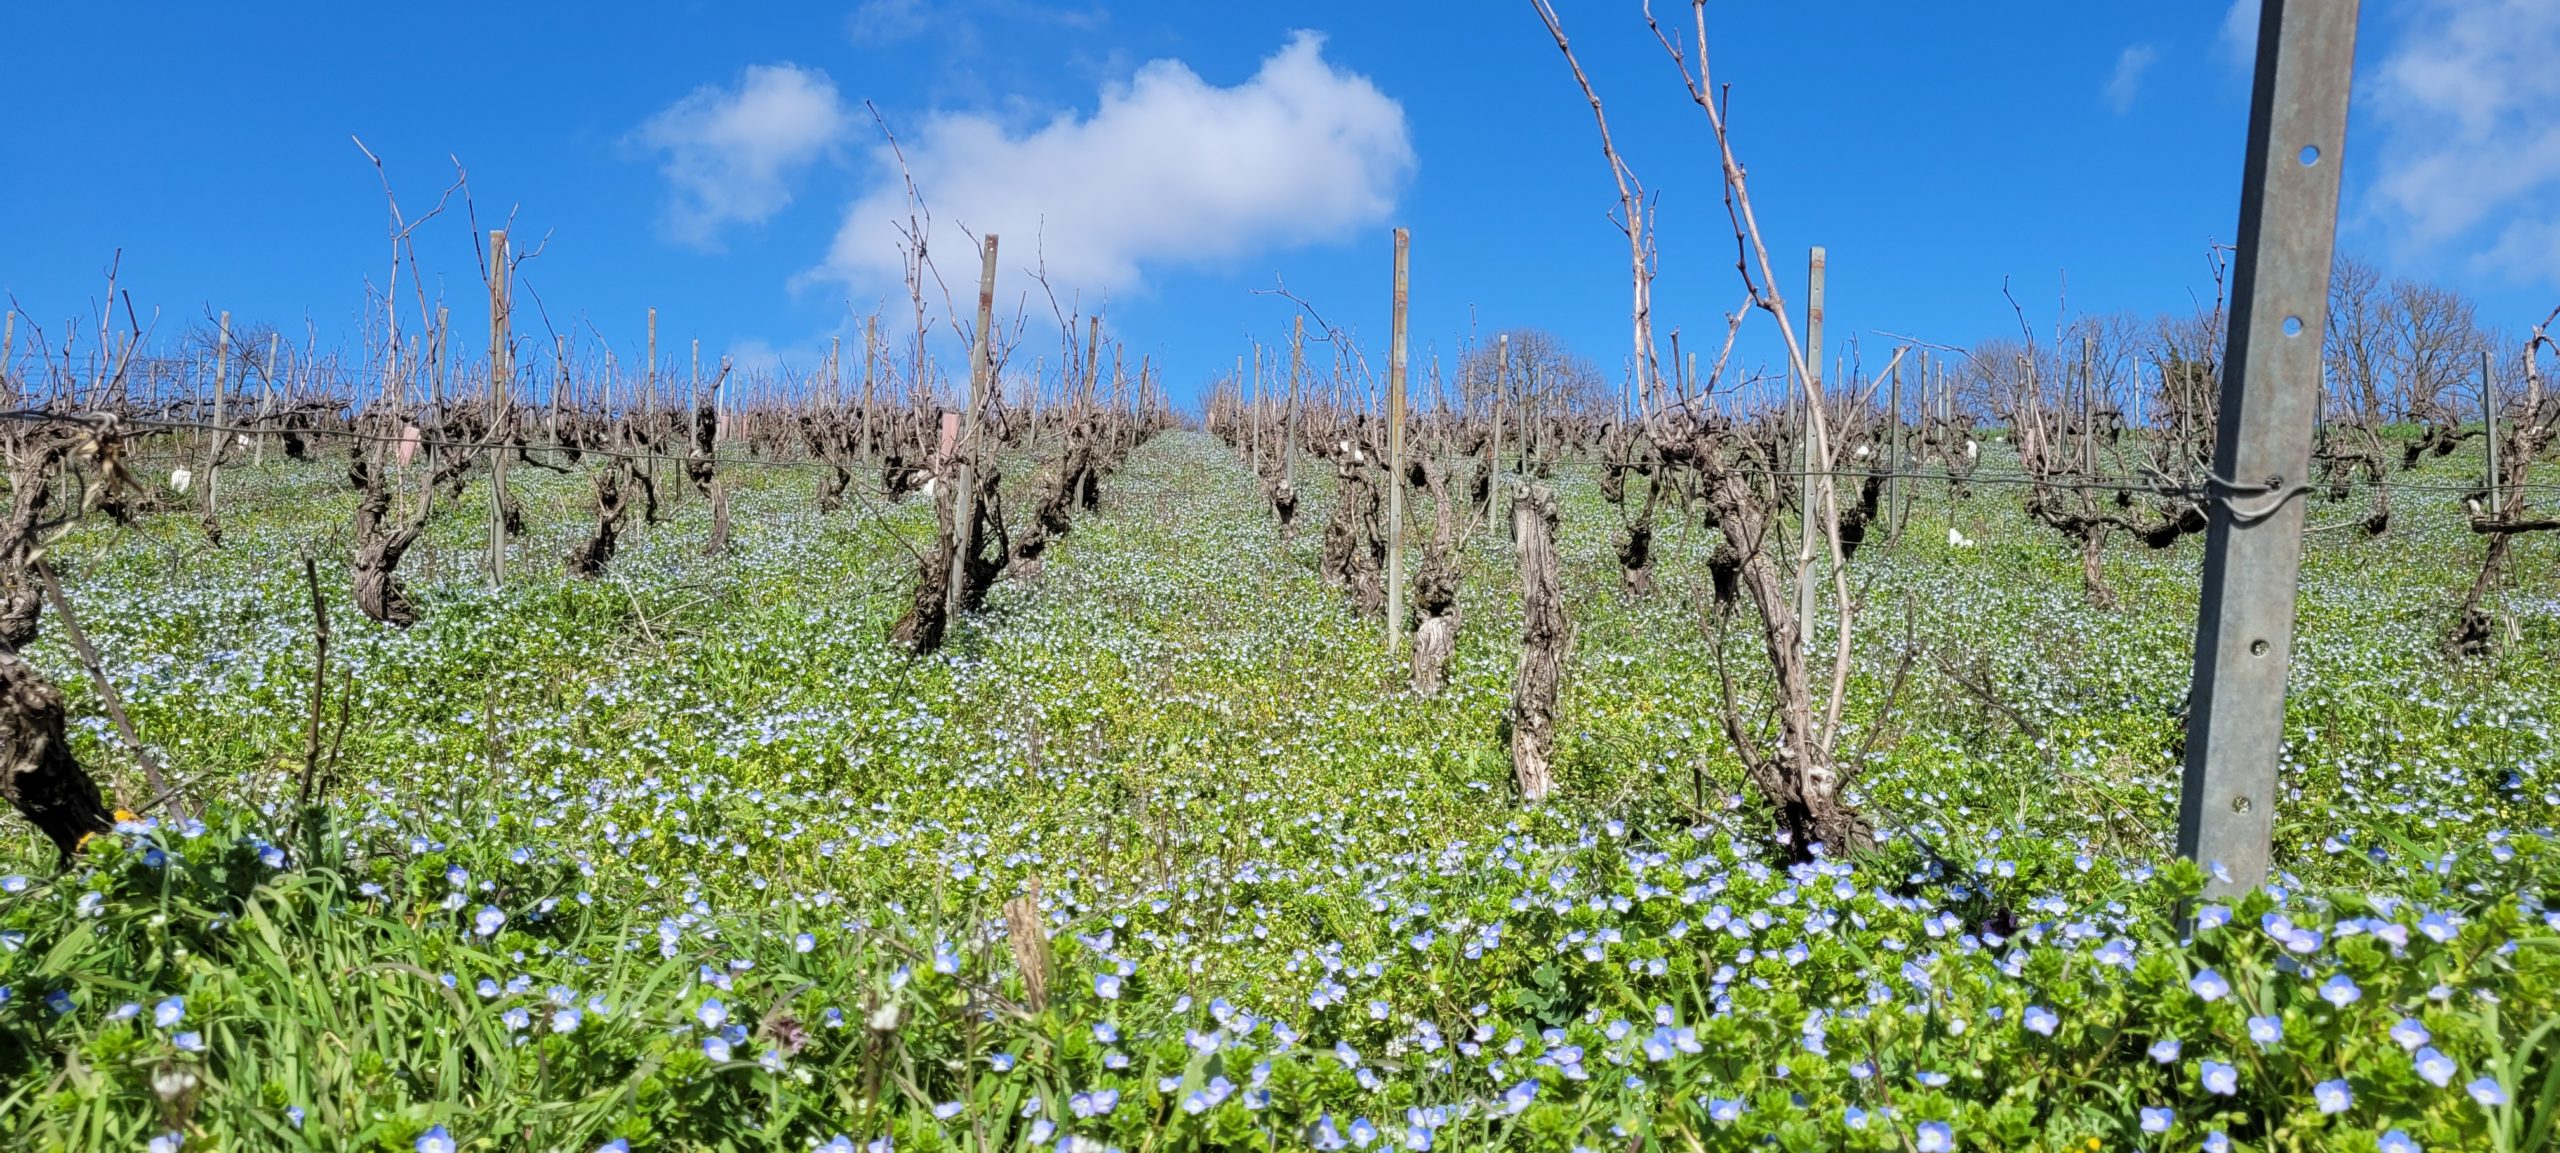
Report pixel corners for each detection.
[1796,248,1825,644]
[1386,228,1410,652]
[487,230,510,585]
[2483,349,2501,516]
[947,234,999,621]
[205,311,230,518]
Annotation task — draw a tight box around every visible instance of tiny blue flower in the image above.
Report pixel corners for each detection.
[2313,1078,2351,1114]
[2141,1106,2173,1133]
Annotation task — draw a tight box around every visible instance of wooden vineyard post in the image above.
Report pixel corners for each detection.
[205,311,230,520]
[863,314,879,463]
[1796,247,1825,646]
[2177,0,2360,897]
[1886,354,1902,546]
[948,234,999,621]
[486,230,511,586]
[2483,350,2501,516]
[1493,333,1510,540]
[1287,315,1302,488]
[1386,228,1410,653]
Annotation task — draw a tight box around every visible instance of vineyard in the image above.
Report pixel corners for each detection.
[3,3,2559,1153]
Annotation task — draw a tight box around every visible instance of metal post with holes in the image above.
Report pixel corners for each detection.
[2177,0,2360,897]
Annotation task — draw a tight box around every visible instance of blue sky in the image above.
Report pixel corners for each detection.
[2,1,2552,403]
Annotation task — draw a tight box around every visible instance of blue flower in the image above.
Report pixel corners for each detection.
[286,1105,305,1129]
[1348,1117,1378,1148]
[2200,1060,2238,1095]
[2378,1129,2421,1153]
[2188,969,2230,1002]
[1094,973,1122,1000]
[2467,1076,2508,1106]
[2313,1078,2351,1114]
[148,1133,183,1153]
[2141,1106,2172,1133]
[154,996,185,1029]
[697,998,726,1030]
[2391,1018,2432,1052]
[2022,1005,2058,1036]
[1069,1088,1119,1118]
[173,1031,206,1053]
[417,1126,456,1153]
[1706,1097,1744,1124]
[472,906,505,937]
[2147,1038,2182,1063]
[2318,974,2361,1008]
[701,1035,731,1062]
[596,1141,629,1153]
[1916,1121,1954,1152]
[2246,1015,2284,1048]
[2415,1046,2456,1087]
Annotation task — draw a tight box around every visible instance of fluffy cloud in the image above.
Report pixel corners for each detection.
[639,64,854,248]
[820,31,1411,298]
[2361,0,2560,283]
[2103,44,2160,114]
[2218,0,2258,70]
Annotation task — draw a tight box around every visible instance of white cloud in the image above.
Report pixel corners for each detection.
[819,31,1412,299]
[2361,0,2560,285]
[2103,44,2160,114]
[2218,0,2258,70]
[639,63,854,248]
[846,0,929,45]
